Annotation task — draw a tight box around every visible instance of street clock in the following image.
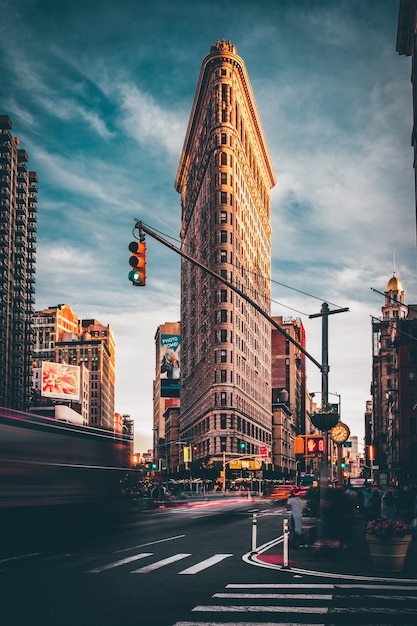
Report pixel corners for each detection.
[330,422,350,444]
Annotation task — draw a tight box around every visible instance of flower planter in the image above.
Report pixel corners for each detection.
[365,534,412,572]
[310,412,338,430]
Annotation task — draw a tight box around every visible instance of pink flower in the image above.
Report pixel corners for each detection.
[366,518,410,538]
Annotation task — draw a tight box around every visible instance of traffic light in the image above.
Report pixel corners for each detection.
[305,436,325,455]
[340,457,346,469]
[294,436,304,455]
[239,441,246,451]
[151,462,157,470]
[128,240,146,286]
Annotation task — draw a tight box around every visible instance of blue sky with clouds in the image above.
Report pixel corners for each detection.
[1,0,415,451]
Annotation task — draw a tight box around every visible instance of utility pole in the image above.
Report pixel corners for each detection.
[309,302,349,548]
[309,302,349,409]
[309,302,349,472]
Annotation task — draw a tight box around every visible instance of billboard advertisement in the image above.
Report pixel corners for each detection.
[41,361,81,402]
[160,334,180,398]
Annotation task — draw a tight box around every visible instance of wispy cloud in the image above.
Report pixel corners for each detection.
[114,81,186,157]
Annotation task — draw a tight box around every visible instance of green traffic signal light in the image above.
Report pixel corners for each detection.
[240,442,246,450]
[151,462,157,470]
[128,269,142,285]
[128,240,146,286]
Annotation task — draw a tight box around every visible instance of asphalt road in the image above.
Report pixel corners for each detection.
[2,496,417,625]
[1,495,272,625]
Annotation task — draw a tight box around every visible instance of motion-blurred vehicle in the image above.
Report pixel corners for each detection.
[0,406,132,545]
[266,485,305,501]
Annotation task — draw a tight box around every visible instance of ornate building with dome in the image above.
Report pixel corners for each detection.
[370,272,417,485]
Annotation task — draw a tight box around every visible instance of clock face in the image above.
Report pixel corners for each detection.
[330,422,350,444]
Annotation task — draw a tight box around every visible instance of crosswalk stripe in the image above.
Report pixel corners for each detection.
[175,581,417,626]
[214,593,332,600]
[192,605,328,614]
[226,583,334,589]
[226,582,417,590]
[337,593,417,601]
[215,590,417,602]
[179,554,233,575]
[87,552,153,573]
[132,553,191,573]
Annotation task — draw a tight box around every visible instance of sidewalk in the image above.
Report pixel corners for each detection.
[251,513,417,580]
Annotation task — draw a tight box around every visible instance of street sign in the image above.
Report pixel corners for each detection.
[230,459,262,470]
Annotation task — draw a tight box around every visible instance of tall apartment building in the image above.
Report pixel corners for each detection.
[175,41,276,466]
[271,316,307,477]
[371,273,417,485]
[0,115,38,411]
[74,318,115,430]
[153,321,181,461]
[271,316,307,433]
[33,303,80,361]
[32,304,116,431]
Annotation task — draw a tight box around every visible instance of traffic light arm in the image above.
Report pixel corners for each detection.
[134,220,322,371]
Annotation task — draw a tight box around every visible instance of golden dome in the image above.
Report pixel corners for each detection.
[386,273,403,292]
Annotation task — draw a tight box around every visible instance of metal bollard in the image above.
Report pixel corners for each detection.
[251,512,258,552]
[282,517,290,568]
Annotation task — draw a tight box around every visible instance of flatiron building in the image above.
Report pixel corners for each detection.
[175,40,276,465]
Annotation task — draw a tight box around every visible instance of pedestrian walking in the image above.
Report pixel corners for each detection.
[286,490,304,547]
[381,489,396,520]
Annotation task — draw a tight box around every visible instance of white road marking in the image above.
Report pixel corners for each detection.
[173,623,314,626]
[226,583,334,589]
[213,592,332,600]
[114,534,185,554]
[0,552,40,564]
[132,553,191,573]
[192,604,328,613]
[87,552,153,573]
[226,582,417,590]
[179,554,233,575]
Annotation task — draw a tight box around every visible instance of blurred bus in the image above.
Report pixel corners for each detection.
[0,406,131,546]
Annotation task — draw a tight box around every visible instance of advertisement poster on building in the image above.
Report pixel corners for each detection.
[41,361,81,401]
[160,334,181,398]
